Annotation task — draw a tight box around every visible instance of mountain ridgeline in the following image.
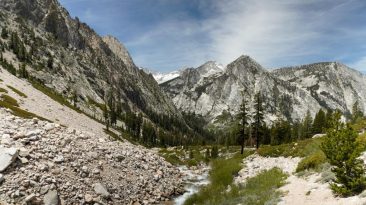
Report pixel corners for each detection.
[0,0,365,147]
[0,0,211,146]
[160,56,366,126]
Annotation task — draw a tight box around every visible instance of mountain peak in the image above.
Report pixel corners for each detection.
[227,55,265,75]
[196,61,224,77]
[102,35,135,69]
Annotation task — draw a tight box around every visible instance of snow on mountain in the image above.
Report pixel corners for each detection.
[153,71,181,84]
[143,61,225,84]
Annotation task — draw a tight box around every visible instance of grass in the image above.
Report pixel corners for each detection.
[7,85,27,98]
[87,96,105,111]
[185,152,287,205]
[30,80,80,113]
[0,87,8,93]
[296,150,326,172]
[184,152,254,205]
[103,128,124,142]
[1,94,19,107]
[159,147,203,166]
[351,118,366,132]
[258,138,324,158]
[0,97,48,121]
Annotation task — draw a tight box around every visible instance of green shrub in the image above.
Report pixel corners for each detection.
[321,112,366,196]
[0,87,7,93]
[258,138,323,158]
[7,85,27,98]
[1,94,19,106]
[296,151,326,172]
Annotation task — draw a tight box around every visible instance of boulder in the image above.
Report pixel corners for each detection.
[43,190,60,205]
[93,183,110,197]
[0,146,18,172]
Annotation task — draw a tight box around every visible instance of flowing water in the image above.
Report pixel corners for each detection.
[173,166,210,205]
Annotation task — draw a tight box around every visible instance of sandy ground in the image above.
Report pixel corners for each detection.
[279,174,366,205]
[236,154,366,205]
[0,68,107,137]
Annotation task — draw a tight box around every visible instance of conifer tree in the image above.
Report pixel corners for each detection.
[301,110,313,138]
[321,111,366,196]
[312,109,326,134]
[1,27,8,39]
[253,92,264,149]
[237,91,250,154]
[352,101,364,122]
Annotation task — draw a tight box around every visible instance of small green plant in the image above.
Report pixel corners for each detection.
[0,87,7,93]
[1,94,19,107]
[211,145,219,158]
[189,149,194,159]
[7,85,27,98]
[296,150,326,172]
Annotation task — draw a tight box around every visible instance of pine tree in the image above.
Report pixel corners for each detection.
[352,101,364,123]
[325,109,334,129]
[1,27,8,39]
[253,92,264,149]
[312,109,326,134]
[301,110,313,138]
[103,103,110,131]
[237,91,250,154]
[321,111,366,196]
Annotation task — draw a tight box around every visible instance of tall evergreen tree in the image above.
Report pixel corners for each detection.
[321,111,366,196]
[352,101,364,122]
[253,92,264,149]
[301,110,313,138]
[1,27,8,39]
[237,91,250,154]
[312,109,326,134]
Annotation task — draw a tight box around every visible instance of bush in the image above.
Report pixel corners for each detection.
[296,150,326,172]
[1,94,19,107]
[321,112,366,196]
[7,85,27,98]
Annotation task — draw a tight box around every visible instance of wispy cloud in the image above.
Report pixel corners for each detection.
[59,0,366,73]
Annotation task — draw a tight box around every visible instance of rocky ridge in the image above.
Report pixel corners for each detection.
[160,55,321,124]
[0,108,184,205]
[0,0,182,124]
[160,56,366,125]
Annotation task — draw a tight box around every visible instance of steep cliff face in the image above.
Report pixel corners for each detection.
[161,55,322,124]
[0,0,180,119]
[272,62,366,115]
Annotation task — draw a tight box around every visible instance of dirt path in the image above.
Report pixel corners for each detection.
[279,174,366,205]
[236,154,366,205]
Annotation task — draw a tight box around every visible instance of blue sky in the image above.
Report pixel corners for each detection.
[59,0,366,73]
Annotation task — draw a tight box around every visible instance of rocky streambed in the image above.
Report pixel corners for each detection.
[173,165,210,205]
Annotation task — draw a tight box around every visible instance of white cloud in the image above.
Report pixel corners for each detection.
[124,0,366,72]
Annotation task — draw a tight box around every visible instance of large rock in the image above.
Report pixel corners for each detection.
[93,183,110,197]
[0,146,18,172]
[43,190,60,205]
